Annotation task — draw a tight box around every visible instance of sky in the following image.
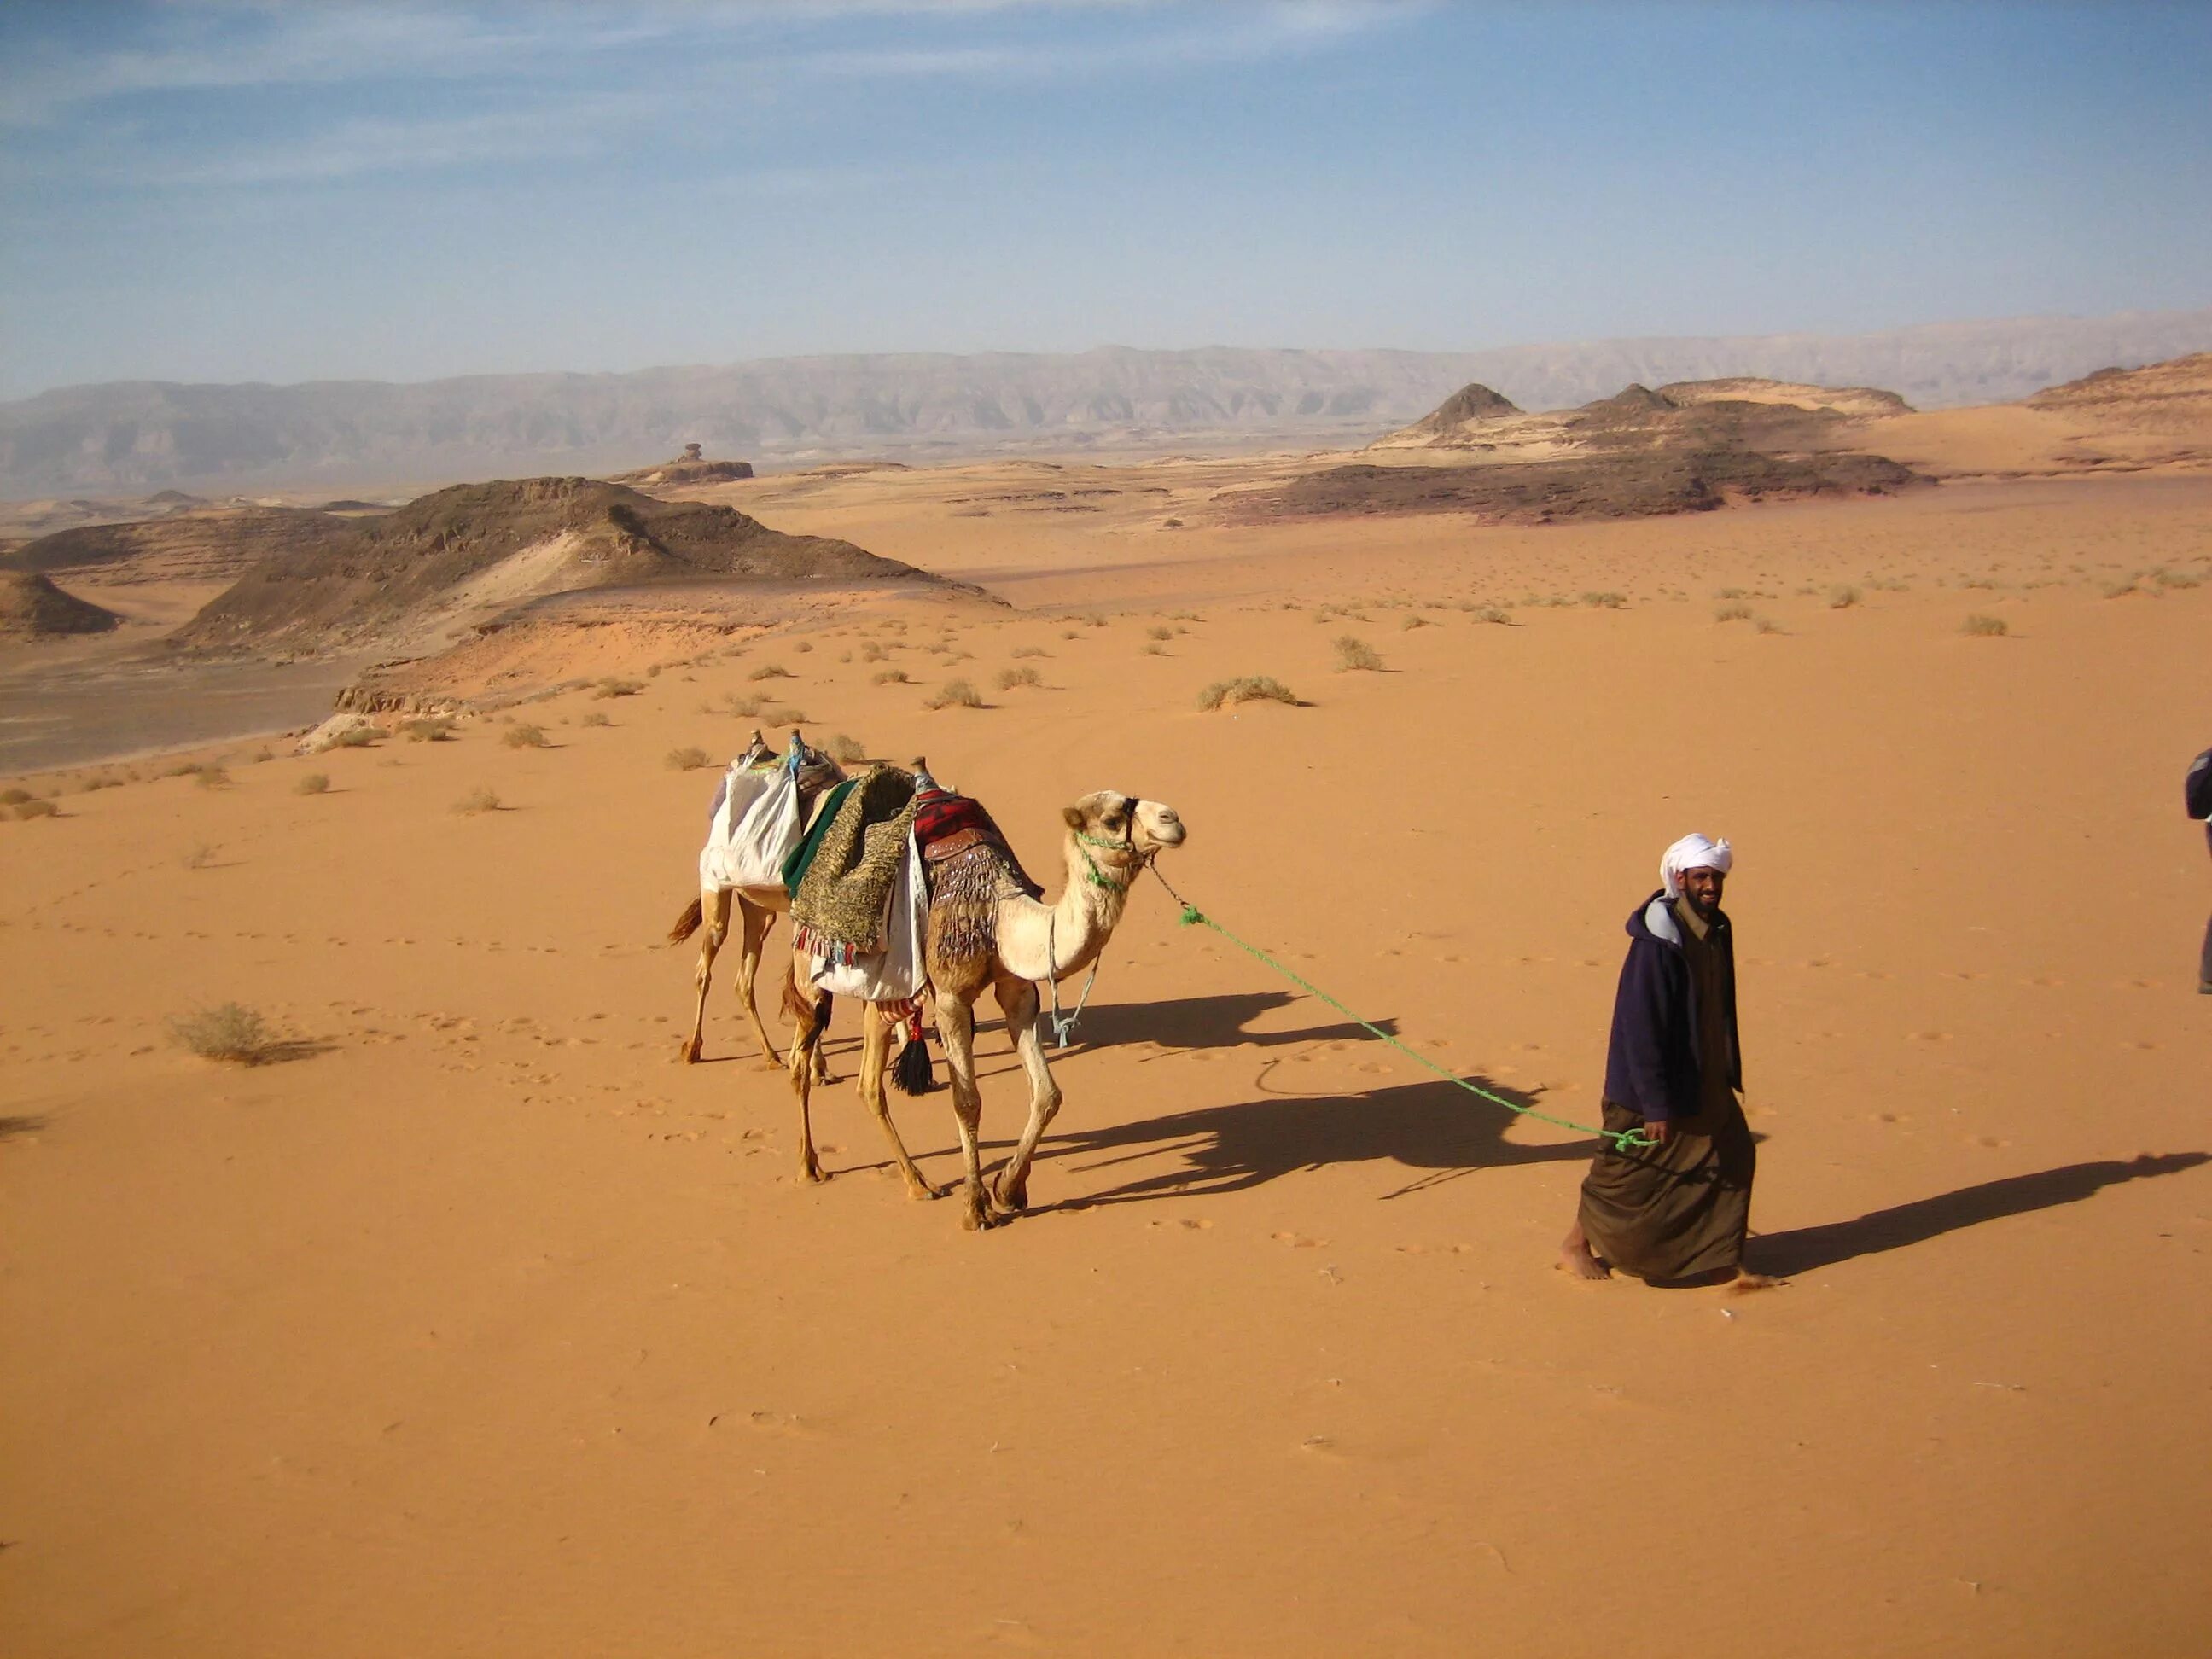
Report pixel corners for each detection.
[2,0,2209,399]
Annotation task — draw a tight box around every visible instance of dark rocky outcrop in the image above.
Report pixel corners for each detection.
[0,571,122,639]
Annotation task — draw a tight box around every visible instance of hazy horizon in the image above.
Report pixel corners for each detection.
[4,2,2209,401]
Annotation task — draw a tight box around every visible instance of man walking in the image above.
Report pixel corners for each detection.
[1559,833,1777,1288]
[2190,748,2212,993]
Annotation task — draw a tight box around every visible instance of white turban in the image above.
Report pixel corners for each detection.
[1661,833,1733,899]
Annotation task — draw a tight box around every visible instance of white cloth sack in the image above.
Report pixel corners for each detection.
[811,833,927,1001]
[700,761,804,891]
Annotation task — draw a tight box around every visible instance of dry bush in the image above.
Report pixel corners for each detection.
[1084,613,1109,628]
[579,710,612,727]
[13,798,61,821]
[829,732,868,765]
[1198,676,1299,711]
[1581,591,1627,609]
[860,641,888,662]
[592,677,644,700]
[1828,585,1862,609]
[183,841,220,870]
[760,705,806,725]
[400,717,456,742]
[1011,645,1047,659]
[1961,614,2010,637]
[452,785,502,815]
[1714,602,1754,623]
[926,678,984,710]
[1400,614,1432,630]
[1333,634,1382,672]
[331,726,379,748]
[724,692,765,716]
[2152,568,2201,590]
[793,640,814,655]
[1146,625,1173,642]
[2101,579,2139,599]
[1714,586,1748,600]
[168,1002,271,1064]
[1754,616,1784,635]
[194,765,232,789]
[995,666,1043,691]
[294,772,331,795]
[748,664,793,681]
[503,724,550,749]
[872,668,911,685]
[665,746,712,771]
[1167,609,1201,622]
[0,788,30,805]
[1060,628,1080,641]
[1139,642,1167,656]
[1471,606,1512,626]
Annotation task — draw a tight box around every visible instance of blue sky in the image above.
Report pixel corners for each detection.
[3,1,2209,398]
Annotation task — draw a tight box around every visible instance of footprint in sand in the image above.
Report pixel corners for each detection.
[1272,1231,1324,1249]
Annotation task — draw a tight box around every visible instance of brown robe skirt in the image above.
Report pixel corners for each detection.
[1577,1094,1755,1282]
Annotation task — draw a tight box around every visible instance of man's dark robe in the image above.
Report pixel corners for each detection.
[1577,890,1755,1281]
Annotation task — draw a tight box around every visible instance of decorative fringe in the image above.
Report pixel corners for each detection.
[893,1024,936,1095]
[928,841,1007,964]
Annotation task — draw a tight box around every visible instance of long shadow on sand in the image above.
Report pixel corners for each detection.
[1755,1152,2209,1276]
[1037,1067,1593,1209]
[1062,990,1399,1055]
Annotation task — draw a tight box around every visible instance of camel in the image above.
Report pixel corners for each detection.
[782,788,1187,1231]
[668,733,844,1074]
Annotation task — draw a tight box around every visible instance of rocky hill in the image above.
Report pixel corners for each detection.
[3,505,354,585]
[4,308,2206,495]
[0,571,122,640]
[2025,352,2212,430]
[173,476,945,654]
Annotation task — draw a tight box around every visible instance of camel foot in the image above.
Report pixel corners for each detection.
[990,1176,1030,1214]
[678,1035,702,1063]
[905,1178,947,1202]
[800,1157,830,1185]
[959,1190,999,1231]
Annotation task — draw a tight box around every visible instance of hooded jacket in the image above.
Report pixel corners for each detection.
[1601,889,1741,1122]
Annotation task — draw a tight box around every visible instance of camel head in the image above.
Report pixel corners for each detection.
[1061,790,1187,859]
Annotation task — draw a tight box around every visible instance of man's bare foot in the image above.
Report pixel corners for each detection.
[1723,1268,1785,1294]
[1557,1222,1610,1280]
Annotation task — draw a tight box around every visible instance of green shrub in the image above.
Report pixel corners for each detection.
[1198,676,1300,711]
[925,678,984,710]
[1333,635,1382,672]
[168,1002,270,1063]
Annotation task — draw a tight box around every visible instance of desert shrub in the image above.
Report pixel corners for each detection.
[1400,614,1432,630]
[1147,625,1173,642]
[1828,585,1862,609]
[1961,614,2010,637]
[1715,586,1747,600]
[926,678,984,710]
[829,732,868,765]
[183,842,217,869]
[1714,602,1754,623]
[1754,616,1783,635]
[793,640,814,654]
[400,717,456,742]
[592,677,643,699]
[294,772,331,795]
[194,765,232,789]
[872,668,911,685]
[1060,628,1080,641]
[665,746,712,771]
[452,785,502,815]
[13,798,61,820]
[724,692,765,715]
[1581,591,1627,609]
[759,705,807,725]
[860,641,888,662]
[1168,609,1201,622]
[2152,568,2201,590]
[1011,645,1047,659]
[1198,676,1299,711]
[579,710,612,727]
[331,726,379,748]
[503,724,550,749]
[748,664,793,681]
[1471,606,1512,626]
[995,666,1043,691]
[1139,642,1167,656]
[2101,579,2139,598]
[0,788,30,806]
[168,1002,270,1063]
[1333,634,1382,672]
[1162,517,1184,528]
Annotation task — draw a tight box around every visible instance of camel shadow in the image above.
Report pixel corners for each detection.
[0,1114,49,1141]
[1755,1152,2209,1277]
[1038,1066,1593,1208]
[1062,991,1398,1055]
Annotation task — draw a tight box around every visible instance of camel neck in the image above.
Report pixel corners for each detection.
[1046,833,1134,973]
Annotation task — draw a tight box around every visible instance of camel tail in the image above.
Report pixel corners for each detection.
[668,896,705,946]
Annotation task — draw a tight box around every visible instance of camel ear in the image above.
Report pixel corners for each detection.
[1062,806,1086,830]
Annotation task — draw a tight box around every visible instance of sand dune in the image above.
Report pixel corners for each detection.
[1,416,2209,1656]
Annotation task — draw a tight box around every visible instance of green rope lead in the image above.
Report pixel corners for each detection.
[1149,867,1652,1152]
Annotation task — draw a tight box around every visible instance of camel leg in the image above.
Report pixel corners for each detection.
[856,1004,941,1201]
[735,895,781,1068]
[934,995,992,1231]
[989,975,1062,1217]
[783,973,832,1185]
[681,886,732,1063]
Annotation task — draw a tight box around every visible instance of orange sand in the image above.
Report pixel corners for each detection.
[3,470,2208,1656]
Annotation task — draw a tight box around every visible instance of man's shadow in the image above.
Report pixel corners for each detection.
[1755,1152,2209,1276]
[1036,1061,1594,1208]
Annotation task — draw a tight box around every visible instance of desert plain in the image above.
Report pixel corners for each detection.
[2,371,2209,1656]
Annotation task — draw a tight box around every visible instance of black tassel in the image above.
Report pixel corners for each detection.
[892,1027,936,1095]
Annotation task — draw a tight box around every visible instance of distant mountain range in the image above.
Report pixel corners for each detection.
[3,307,2207,498]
